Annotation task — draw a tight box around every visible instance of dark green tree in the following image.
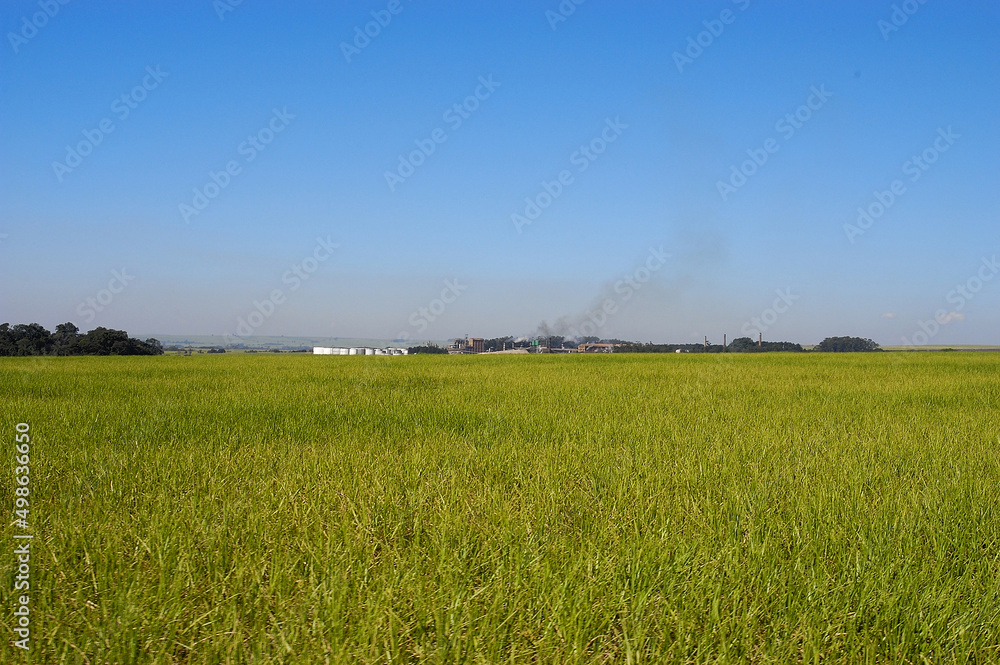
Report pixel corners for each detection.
[0,324,14,356]
[11,323,53,356]
[52,322,81,355]
[407,344,448,354]
[729,337,759,352]
[814,336,881,352]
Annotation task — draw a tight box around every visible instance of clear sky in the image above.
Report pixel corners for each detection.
[2,0,998,346]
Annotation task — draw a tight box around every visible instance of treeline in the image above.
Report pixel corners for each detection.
[0,323,163,356]
[617,336,880,353]
[476,335,878,353]
[619,337,805,353]
[407,345,448,354]
[812,336,881,352]
[467,335,881,353]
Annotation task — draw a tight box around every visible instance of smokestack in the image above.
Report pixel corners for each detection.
[723,334,727,351]
[758,332,762,347]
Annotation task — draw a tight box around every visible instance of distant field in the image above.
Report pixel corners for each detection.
[2,354,998,663]
[882,345,1000,352]
[144,334,437,351]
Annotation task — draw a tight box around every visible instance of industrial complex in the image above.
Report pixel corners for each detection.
[312,337,622,356]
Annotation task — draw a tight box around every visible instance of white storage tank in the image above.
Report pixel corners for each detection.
[349,348,359,355]
[364,348,375,355]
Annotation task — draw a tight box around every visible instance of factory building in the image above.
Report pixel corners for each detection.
[447,337,484,354]
[577,342,617,353]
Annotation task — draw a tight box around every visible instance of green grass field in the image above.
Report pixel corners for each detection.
[2,353,998,663]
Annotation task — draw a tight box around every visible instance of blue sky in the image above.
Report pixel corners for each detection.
[1,0,998,345]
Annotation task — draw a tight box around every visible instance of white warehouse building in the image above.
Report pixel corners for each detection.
[312,346,407,356]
